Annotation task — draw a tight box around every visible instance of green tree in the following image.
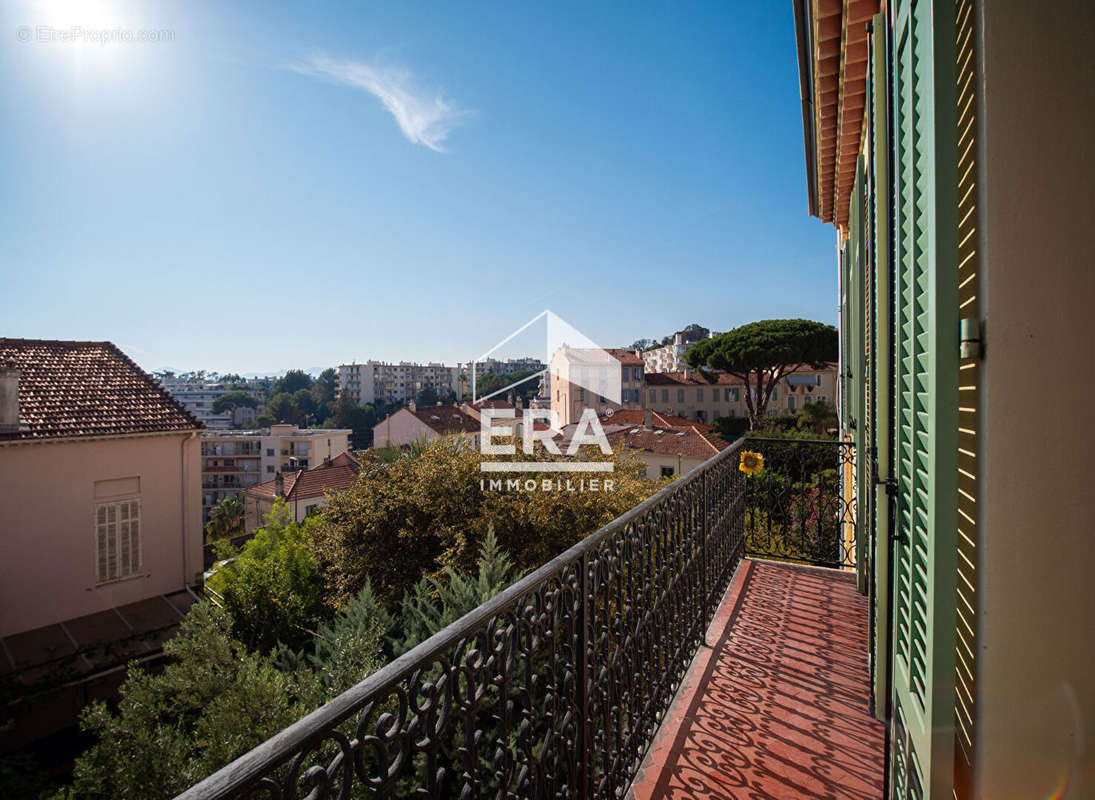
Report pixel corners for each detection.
[325,397,380,449]
[310,436,655,605]
[393,527,520,656]
[265,391,295,424]
[67,603,324,800]
[210,391,258,415]
[205,495,244,541]
[312,368,338,406]
[685,319,837,429]
[415,385,440,407]
[795,399,839,436]
[273,369,313,397]
[208,500,327,653]
[291,388,316,420]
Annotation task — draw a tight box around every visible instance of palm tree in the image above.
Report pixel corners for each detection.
[206,496,245,541]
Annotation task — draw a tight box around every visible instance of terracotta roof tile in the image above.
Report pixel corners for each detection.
[245,452,360,501]
[599,409,714,432]
[409,405,480,435]
[0,339,202,441]
[608,426,730,458]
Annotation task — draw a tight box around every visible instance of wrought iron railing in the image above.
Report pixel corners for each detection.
[741,437,856,569]
[176,438,746,800]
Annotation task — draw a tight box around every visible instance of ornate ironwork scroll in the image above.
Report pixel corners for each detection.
[741,437,856,569]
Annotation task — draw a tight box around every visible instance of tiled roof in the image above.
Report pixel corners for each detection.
[598,409,714,432]
[246,452,360,501]
[608,426,730,458]
[645,371,745,387]
[605,348,645,366]
[559,347,644,367]
[0,339,202,442]
[409,405,481,435]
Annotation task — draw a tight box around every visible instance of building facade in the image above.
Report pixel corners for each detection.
[242,452,360,532]
[0,339,204,639]
[337,361,461,406]
[200,424,351,524]
[645,364,837,423]
[372,403,481,449]
[159,378,266,430]
[641,329,710,374]
[796,0,1095,795]
[549,347,646,427]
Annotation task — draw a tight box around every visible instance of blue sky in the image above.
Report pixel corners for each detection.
[0,0,836,374]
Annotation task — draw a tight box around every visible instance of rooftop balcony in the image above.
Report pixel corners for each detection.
[178,437,876,800]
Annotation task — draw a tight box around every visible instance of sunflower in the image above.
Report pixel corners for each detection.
[739,450,765,476]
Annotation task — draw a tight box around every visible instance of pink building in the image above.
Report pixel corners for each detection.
[372,402,481,449]
[0,339,204,640]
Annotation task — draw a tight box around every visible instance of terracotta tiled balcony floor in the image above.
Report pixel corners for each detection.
[629,559,885,800]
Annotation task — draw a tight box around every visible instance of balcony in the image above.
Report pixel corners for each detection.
[178,437,876,800]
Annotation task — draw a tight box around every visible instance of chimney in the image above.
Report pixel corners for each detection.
[408,399,416,412]
[644,408,653,429]
[0,360,20,433]
[274,471,284,497]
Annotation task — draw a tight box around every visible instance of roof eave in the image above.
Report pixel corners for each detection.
[794,0,820,219]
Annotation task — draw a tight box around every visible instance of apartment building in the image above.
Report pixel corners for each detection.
[337,361,460,406]
[159,378,266,430]
[469,357,545,377]
[200,424,350,523]
[645,364,837,423]
[642,329,709,374]
[549,346,646,427]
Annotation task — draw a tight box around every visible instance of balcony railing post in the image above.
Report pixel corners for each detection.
[701,468,709,627]
[577,549,591,799]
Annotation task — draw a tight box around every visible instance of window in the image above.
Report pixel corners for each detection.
[267,465,275,473]
[649,389,656,403]
[677,389,685,403]
[266,448,274,456]
[579,389,586,402]
[633,367,642,381]
[788,396,797,411]
[661,389,669,402]
[696,388,704,401]
[96,500,141,584]
[660,465,675,477]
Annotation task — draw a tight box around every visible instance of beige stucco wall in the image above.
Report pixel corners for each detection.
[646,368,837,423]
[977,1,1095,795]
[0,432,202,638]
[628,450,708,479]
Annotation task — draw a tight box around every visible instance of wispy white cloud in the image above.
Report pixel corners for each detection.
[290,56,469,152]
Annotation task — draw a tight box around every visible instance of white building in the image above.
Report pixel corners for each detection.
[642,331,711,374]
[337,361,460,406]
[160,379,266,430]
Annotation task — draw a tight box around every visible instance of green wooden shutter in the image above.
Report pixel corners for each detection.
[869,13,892,722]
[889,0,960,796]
